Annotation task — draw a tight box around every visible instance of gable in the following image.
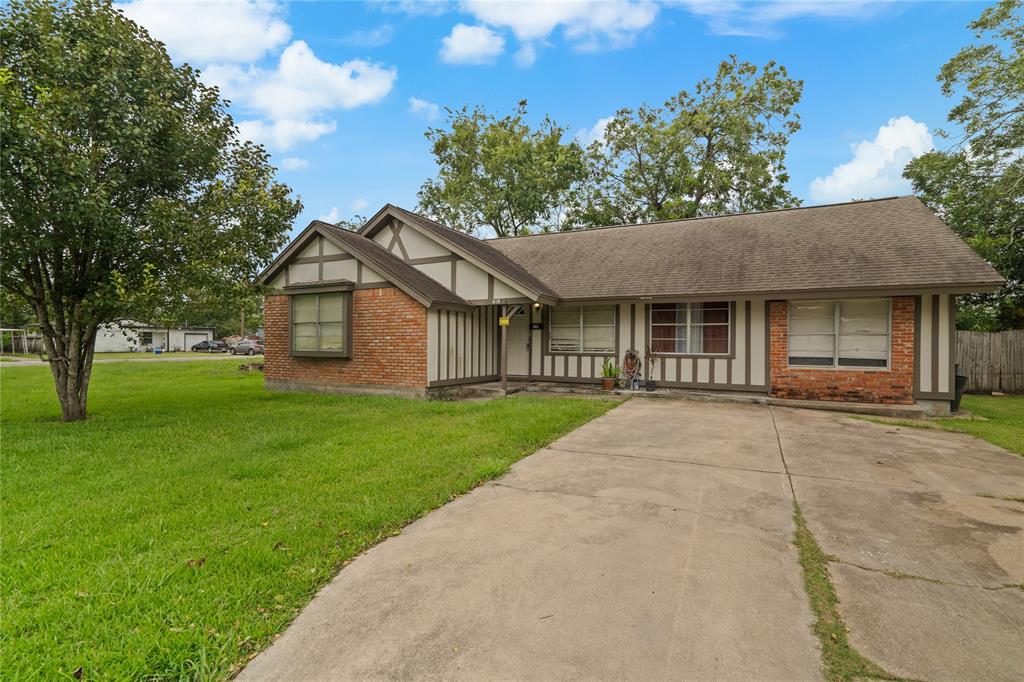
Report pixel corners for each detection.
[361,213,533,303]
[264,233,389,289]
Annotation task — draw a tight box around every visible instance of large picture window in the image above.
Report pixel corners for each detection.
[650,302,730,355]
[789,299,890,368]
[291,292,350,356]
[548,305,615,353]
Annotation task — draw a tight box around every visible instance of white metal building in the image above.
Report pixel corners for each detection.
[94,319,215,353]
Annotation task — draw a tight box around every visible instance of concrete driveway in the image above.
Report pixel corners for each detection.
[240,398,1024,682]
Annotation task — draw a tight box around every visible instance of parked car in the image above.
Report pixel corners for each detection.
[231,339,264,356]
[191,340,228,353]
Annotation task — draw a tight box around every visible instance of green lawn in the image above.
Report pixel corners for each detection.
[0,362,617,680]
[939,394,1024,455]
[860,394,1024,456]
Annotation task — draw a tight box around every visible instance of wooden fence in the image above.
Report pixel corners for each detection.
[956,329,1024,394]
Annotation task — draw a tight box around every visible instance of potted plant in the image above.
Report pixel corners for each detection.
[600,358,620,391]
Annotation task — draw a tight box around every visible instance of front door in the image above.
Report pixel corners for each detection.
[506,307,530,377]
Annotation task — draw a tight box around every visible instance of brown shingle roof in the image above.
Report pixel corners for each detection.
[316,222,472,308]
[485,196,1003,300]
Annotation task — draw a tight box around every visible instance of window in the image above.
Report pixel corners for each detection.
[548,306,615,353]
[291,292,350,355]
[789,299,889,368]
[650,302,730,355]
[139,332,153,346]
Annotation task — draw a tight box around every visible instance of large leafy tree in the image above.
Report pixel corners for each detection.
[567,56,803,227]
[0,0,301,420]
[418,101,585,237]
[904,0,1023,330]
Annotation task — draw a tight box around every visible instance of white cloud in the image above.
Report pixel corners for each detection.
[116,0,291,63]
[409,96,441,120]
[376,0,450,16]
[210,41,396,150]
[352,198,370,212]
[462,0,657,58]
[576,116,614,146]
[237,119,337,150]
[671,0,890,38]
[514,43,537,67]
[440,24,505,64]
[280,157,309,170]
[247,41,397,121]
[339,24,396,48]
[809,116,934,204]
[319,206,342,224]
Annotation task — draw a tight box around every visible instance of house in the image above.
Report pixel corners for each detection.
[255,197,1003,415]
[94,320,215,352]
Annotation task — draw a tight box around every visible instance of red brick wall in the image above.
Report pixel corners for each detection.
[769,297,915,405]
[264,287,427,390]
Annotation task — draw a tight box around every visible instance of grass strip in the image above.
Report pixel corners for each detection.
[792,502,909,682]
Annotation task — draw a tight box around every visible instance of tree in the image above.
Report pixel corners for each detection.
[418,101,585,237]
[566,56,803,227]
[0,0,301,421]
[904,0,1023,330]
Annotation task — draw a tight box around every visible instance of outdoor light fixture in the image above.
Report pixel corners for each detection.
[533,302,541,310]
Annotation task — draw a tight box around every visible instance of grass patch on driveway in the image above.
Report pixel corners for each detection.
[1,362,616,680]
[792,503,905,682]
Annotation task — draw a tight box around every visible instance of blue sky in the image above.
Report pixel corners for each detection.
[115,1,985,238]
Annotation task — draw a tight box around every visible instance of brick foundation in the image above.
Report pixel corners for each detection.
[264,287,428,393]
[769,297,915,405]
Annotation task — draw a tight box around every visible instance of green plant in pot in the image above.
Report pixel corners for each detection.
[600,358,620,391]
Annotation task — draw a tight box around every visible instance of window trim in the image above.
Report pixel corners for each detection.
[787,298,891,371]
[647,301,735,359]
[288,290,353,358]
[544,305,618,356]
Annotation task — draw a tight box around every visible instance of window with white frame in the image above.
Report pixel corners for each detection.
[788,299,890,368]
[291,292,350,355]
[548,305,615,353]
[649,302,730,355]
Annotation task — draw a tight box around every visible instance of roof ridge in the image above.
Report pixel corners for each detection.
[483,195,917,242]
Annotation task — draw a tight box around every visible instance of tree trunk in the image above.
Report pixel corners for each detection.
[41,317,98,422]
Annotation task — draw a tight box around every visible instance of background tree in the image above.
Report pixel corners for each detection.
[418,101,585,237]
[567,56,803,227]
[0,0,301,421]
[904,0,1023,331]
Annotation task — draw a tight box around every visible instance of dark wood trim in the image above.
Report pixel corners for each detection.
[451,259,458,292]
[487,275,494,302]
[292,254,353,266]
[744,301,752,386]
[931,294,940,395]
[948,295,956,393]
[283,281,354,294]
[407,254,461,265]
[436,310,442,381]
[317,237,324,280]
[764,300,772,388]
